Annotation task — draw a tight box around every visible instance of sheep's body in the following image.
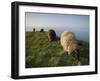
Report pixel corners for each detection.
[60,31,79,55]
[48,29,56,41]
[40,29,44,32]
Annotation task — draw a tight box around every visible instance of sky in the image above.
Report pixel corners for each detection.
[25,12,89,42]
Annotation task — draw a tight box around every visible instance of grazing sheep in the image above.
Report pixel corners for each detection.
[40,29,44,32]
[60,31,80,61]
[48,29,56,41]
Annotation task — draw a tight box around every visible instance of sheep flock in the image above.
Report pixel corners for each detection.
[48,30,81,65]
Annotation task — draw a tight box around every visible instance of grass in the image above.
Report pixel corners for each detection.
[25,31,89,68]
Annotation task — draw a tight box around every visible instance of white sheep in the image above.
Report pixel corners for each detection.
[60,31,80,61]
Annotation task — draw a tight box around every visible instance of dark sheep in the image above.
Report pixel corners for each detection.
[48,29,56,41]
[33,28,35,32]
[40,29,44,32]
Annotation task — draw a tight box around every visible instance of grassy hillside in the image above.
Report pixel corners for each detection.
[25,32,89,68]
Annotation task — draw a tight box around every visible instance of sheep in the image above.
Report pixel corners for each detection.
[48,29,56,42]
[40,29,44,32]
[33,28,35,32]
[60,31,80,61]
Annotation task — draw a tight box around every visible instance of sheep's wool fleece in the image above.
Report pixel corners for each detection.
[60,31,78,55]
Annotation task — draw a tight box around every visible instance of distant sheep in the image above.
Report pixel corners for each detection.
[33,28,35,32]
[48,29,56,41]
[40,29,44,32]
[60,31,80,60]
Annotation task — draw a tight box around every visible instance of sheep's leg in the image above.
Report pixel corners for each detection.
[75,49,80,61]
[75,49,81,65]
